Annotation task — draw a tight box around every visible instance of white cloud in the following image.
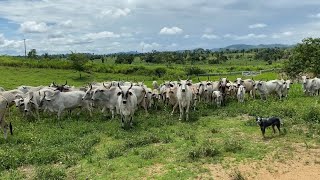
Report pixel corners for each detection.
[0,34,23,49]
[84,31,120,40]
[184,34,190,38]
[201,34,219,39]
[20,21,48,33]
[225,33,267,40]
[272,31,293,39]
[59,20,73,28]
[140,41,160,51]
[248,23,267,29]
[100,8,131,18]
[308,13,320,18]
[159,27,183,35]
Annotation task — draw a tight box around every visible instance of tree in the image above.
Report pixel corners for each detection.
[115,54,134,64]
[69,52,88,79]
[284,38,320,77]
[28,49,37,59]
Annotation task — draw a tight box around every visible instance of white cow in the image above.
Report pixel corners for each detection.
[212,91,222,107]
[301,76,313,95]
[0,95,12,139]
[91,86,120,119]
[0,89,24,107]
[235,78,256,99]
[41,90,91,119]
[17,85,44,94]
[255,80,284,100]
[117,84,138,128]
[176,80,193,121]
[152,81,159,90]
[237,85,246,103]
[164,86,179,115]
[281,79,293,98]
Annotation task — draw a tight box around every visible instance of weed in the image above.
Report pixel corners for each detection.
[35,165,66,180]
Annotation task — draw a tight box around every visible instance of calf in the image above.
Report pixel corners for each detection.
[212,91,222,107]
[256,117,281,138]
[237,85,246,103]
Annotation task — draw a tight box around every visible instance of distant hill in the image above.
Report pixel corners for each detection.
[212,44,293,51]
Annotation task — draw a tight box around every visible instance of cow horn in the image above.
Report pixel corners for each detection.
[103,83,108,89]
[90,84,93,90]
[129,83,133,90]
[64,80,68,86]
[117,82,122,90]
[52,82,56,86]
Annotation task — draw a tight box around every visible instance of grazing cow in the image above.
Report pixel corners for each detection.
[117,84,138,128]
[255,80,284,100]
[212,91,222,107]
[0,95,12,139]
[237,85,246,103]
[41,90,91,120]
[176,79,193,121]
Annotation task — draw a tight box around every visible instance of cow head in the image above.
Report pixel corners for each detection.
[14,94,24,108]
[117,83,133,105]
[24,93,36,112]
[178,79,192,92]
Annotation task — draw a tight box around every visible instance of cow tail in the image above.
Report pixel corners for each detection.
[9,122,13,135]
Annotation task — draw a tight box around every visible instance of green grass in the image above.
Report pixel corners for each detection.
[0,64,319,179]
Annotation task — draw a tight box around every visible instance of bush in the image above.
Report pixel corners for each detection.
[185,66,206,76]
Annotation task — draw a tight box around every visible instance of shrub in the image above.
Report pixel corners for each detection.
[303,107,320,123]
[185,66,206,76]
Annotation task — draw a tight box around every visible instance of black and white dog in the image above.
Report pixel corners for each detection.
[256,117,281,137]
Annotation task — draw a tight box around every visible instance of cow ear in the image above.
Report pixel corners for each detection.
[117,92,122,96]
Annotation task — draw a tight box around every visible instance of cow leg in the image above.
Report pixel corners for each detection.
[0,117,8,139]
[178,103,183,121]
[171,103,178,115]
[121,116,125,128]
[130,116,133,128]
[276,124,281,133]
[186,103,190,121]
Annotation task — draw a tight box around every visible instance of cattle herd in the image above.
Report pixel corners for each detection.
[2,75,318,139]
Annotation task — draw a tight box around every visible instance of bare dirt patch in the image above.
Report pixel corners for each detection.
[17,165,35,180]
[143,163,166,179]
[202,143,320,180]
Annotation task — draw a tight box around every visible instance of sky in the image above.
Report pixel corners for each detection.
[1,0,320,55]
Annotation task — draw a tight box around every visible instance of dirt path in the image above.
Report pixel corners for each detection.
[201,143,320,180]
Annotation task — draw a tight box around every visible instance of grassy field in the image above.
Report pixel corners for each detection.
[0,64,320,179]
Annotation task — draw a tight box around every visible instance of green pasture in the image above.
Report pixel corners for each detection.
[0,64,319,179]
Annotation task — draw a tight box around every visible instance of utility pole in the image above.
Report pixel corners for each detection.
[23,39,26,58]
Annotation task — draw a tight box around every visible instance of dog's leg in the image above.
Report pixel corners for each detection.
[261,127,265,138]
[272,125,276,134]
[276,124,281,134]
